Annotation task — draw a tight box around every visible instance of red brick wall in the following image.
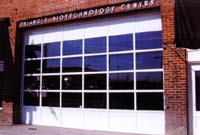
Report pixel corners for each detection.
[0,101,13,125]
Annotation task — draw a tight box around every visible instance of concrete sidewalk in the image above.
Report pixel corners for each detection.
[0,125,150,135]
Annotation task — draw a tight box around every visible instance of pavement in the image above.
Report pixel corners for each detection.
[0,125,149,135]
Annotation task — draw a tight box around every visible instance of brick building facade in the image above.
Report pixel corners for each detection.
[0,0,193,135]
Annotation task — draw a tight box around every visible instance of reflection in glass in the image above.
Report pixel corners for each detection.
[85,56,106,72]
[25,44,41,58]
[84,93,106,108]
[85,37,106,54]
[43,42,60,57]
[62,75,82,90]
[42,92,60,107]
[42,76,60,90]
[137,93,163,110]
[85,74,106,90]
[24,76,40,90]
[43,59,60,73]
[196,71,200,111]
[136,72,163,89]
[109,73,134,90]
[136,51,162,69]
[136,31,162,50]
[24,60,41,74]
[63,58,82,72]
[109,34,133,52]
[109,54,133,71]
[62,93,82,108]
[63,40,82,55]
[24,92,40,106]
[109,93,134,109]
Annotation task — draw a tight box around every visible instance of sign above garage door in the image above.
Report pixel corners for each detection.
[18,0,159,28]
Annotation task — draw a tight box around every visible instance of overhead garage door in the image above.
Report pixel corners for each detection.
[22,12,164,135]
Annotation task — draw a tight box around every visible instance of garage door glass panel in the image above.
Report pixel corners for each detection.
[24,92,40,106]
[136,51,162,69]
[109,34,133,52]
[42,76,60,90]
[109,93,134,109]
[62,75,82,90]
[196,71,200,111]
[85,37,106,54]
[25,44,41,58]
[84,93,106,109]
[43,42,60,57]
[85,74,106,90]
[109,73,134,90]
[63,40,82,55]
[85,56,106,72]
[137,93,163,110]
[136,72,163,90]
[136,31,162,50]
[24,76,40,90]
[24,60,41,74]
[109,54,133,71]
[42,59,60,73]
[63,58,82,72]
[42,92,60,107]
[62,93,82,108]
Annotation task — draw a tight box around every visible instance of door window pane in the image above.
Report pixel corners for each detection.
[109,54,133,71]
[62,75,82,90]
[63,57,82,72]
[62,93,82,108]
[63,40,82,55]
[84,93,106,109]
[42,76,60,90]
[43,42,60,57]
[85,56,106,72]
[109,34,133,52]
[25,44,41,58]
[137,93,163,110]
[42,59,60,73]
[24,60,41,74]
[85,37,106,54]
[109,73,134,90]
[196,71,200,111]
[136,72,163,90]
[136,31,162,50]
[24,92,40,106]
[136,51,162,69]
[24,76,40,90]
[42,92,60,107]
[109,93,134,109]
[85,74,106,90]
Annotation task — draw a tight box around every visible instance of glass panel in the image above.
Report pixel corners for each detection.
[62,93,82,108]
[109,93,134,109]
[84,93,106,109]
[24,92,40,106]
[196,71,200,111]
[63,57,82,72]
[109,73,134,90]
[42,92,60,107]
[136,31,162,50]
[42,76,60,90]
[85,37,106,54]
[85,74,106,90]
[24,76,40,90]
[85,56,106,72]
[24,60,41,74]
[43,42,60,57]
[43,59,60,73]
[25,44,41,58]
[137,93,163,110]
[109,34,133,52]
[137,72,163,90]
[62,75,82,90]
[109,54,133,71]
[63,40,82,55]
[136,51,162,69]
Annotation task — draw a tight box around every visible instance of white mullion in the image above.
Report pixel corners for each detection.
[40,31,44,107]
[82,25,85,109]
[133,32,137,111]
[109,50,134,55]
[25,58,42,61]
[135,48,162,53]
[84,71,107,75]
[84,52,107,57]
[135,90,164,93]
[62,54,83,59]
[84,90,107,93]
[106,23,109,111]
[62,90,82,93]
[136,69,163,72]
[109,70,134,74]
